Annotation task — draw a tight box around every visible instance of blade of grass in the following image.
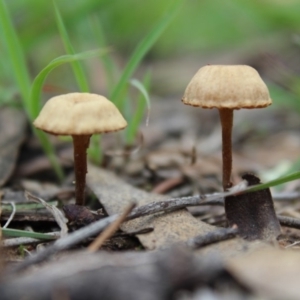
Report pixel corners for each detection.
[89,14,118,92]
[0,0,31,111]
[22,0,112,51]
[2,228,57,240]
[53,0,90,92]
[1,201,58,212]
[29,49,108,119]
[244,170,300,193]
[87,15,119,164]
[126,74,151,145]
[110,0,184,109]
[87,134,102,165]
[35,129,65,180]
[0,1,64,180]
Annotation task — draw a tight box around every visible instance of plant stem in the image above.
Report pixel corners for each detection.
[219,109,233,190]
[72,134,91,206]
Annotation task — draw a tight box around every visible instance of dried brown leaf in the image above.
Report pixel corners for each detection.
[86,165,215,250]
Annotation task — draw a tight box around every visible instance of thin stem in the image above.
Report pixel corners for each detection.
[218,109,233,191]
[72,135,91,206]
[87,202,136,252]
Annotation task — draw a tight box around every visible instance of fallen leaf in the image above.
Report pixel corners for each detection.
[86,165,215,250]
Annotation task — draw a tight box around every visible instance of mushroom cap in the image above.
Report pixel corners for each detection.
[33,93,127,135]
[182,65,272,109]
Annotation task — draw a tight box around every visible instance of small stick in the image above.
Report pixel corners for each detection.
[152,177,184,194]
[127,195,224,220]
[186,226,238,249]
[87,202,136,252]
[278,215,300,230]
[273,192,300,201]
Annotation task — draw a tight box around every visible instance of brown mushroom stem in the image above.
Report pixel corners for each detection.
[72,134,91,206]
[219,109,233,191]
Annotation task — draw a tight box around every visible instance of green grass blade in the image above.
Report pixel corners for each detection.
[2,228,57,240]
[130,78,151,110]
[53,1,90,92]
[30,49,108,119]
[87,134,102,164]
[244,171,300,193]
[1,201,58,212]
[89,14,118,92]
[126,75,151,145]
[35,129,65,180]
[0,0,31,110]
[110,0,184,108]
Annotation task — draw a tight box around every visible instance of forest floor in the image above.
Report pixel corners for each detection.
[1,48,300,299]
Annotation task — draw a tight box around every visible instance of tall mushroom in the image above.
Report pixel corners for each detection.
[182,65,272,190]
[33,93,127,206]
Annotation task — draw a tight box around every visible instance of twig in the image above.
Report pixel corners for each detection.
[2,231,61,247]
[127,195,224,219]
[285,241,300,249]
[186,227,239,249]
[87,202,136,252]
[128,183,300,216]
[2,202,16,229]
[272,192,300,201]
[152,176,184,194]
[278,215,300,229]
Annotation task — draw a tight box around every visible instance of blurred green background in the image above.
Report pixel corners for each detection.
[2,0,300,98]
[4,0,300,55]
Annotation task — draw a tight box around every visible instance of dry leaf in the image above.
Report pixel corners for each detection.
[86,165,215,250]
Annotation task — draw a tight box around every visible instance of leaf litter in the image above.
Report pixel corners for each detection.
[86,164,215,250]
[3,50,300,298]
[3,158,300,299]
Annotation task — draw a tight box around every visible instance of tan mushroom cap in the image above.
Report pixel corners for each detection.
[33,93,127,135]
[182,65,272,109]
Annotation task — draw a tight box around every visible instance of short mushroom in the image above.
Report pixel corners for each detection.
[182,65,272,190]
[33,93,127,206]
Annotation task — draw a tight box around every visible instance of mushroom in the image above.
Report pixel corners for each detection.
[182,65,272,190]
[33,93,127,206]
